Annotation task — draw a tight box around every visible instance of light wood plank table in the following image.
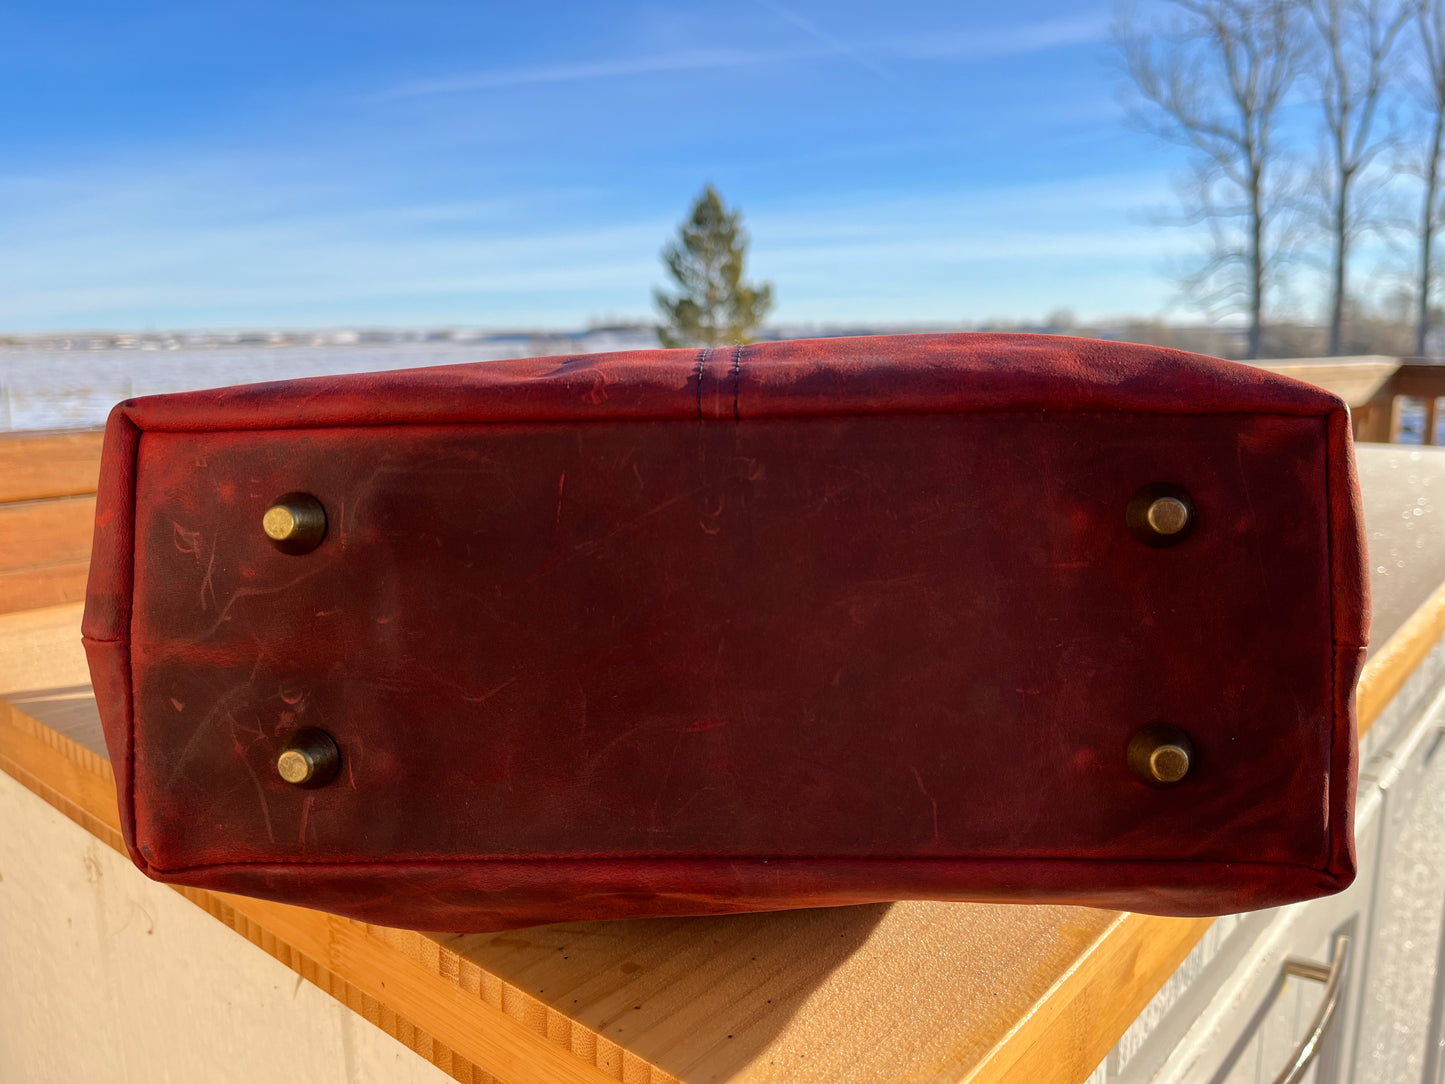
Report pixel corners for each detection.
[0,428,102,613]
[2,444,1444,1083]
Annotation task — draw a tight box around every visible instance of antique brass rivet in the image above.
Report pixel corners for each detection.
[276,728,340,788]
[263,492,327,554]
[276,749,313,784]
[1127,723,1194,787]
[1148,743,1190,783]
[1146,496,1191,537]
[1126,484,1195,547]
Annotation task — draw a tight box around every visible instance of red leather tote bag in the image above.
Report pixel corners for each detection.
[82,334,1368,931]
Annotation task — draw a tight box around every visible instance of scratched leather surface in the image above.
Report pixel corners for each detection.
[82,333,1369,929]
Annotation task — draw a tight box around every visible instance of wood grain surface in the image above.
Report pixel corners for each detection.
[0,429,101,615]
[0,496,95,572]
[1357,578,1445,735]
[0,428,104,503]
[1249,357,1399,408]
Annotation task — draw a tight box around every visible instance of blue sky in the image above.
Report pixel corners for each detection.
[0,1,1196,331]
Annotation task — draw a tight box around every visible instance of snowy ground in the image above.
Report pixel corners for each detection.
[0,328,660,432]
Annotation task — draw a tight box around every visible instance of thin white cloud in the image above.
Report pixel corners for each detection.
[748,172,1174,246]
[377,48,806,99]
[880,13,1111,60]
[755,0,897,81]
[375,13,1110,100]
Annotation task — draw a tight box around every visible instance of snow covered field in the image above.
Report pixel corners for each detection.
[0,328,659,432]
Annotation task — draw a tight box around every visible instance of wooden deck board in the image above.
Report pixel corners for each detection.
[0,558,92,617]
[0,495,95,573]
[0,429,105,503]
[0,428,101,616]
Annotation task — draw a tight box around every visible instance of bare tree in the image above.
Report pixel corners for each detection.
[1414,0,1445,355]
[1116,0,1305,359]
[1305,0,1415,355]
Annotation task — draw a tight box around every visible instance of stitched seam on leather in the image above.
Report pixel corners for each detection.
[127,424,145,873]
[693,348,708,419]
[126,407,1347,432]
[731,344,743,421]
[145,854,1346,874]
[1322,415,1338,876]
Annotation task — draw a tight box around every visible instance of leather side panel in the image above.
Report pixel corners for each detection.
[127,413,1336,881]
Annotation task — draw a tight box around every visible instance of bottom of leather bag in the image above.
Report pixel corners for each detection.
[140,855,1354,931]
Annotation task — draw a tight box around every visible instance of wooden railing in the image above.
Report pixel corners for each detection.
[1360,361,1445,443]
[1252,356,1445,443]
[0,429,103,615]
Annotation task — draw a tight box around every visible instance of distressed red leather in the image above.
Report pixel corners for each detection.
[82,333,1369,931]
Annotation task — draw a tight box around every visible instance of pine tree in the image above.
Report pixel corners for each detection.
[654,185,774,348]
